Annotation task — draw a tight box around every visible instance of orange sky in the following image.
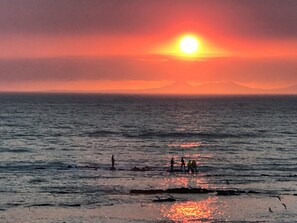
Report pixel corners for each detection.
[0,0,297,93]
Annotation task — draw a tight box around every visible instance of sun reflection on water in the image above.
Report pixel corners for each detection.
[162,174,210,189]
[161,197,222,223]
[168,142,202,148]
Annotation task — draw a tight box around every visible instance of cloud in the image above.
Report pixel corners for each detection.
[0,0,296,39]
[1,57,296,83]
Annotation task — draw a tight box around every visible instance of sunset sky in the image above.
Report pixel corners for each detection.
[0,0,297,93]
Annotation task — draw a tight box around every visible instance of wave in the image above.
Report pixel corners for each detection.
[28,178,48,184]
[0,147,32,153]
[280,131,296,135]
[13,134,44,137]
[0,161,71,172]
[85,129,259,139]
[27,203,81,208]
[124,131,258,139]
[28,203,55,207]
[85,130,119,137]
[59,203,81,207]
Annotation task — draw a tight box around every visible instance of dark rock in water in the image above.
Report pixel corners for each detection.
[130,189,164,194]
[67,165,72,168]
[67,204,81,207]
[167,169,184,173]
[29,203,55,207]
[109,167,116,170]
[130,187,214,194]
[216,190,241,196]
[131,167,140,171]
[60,203,81,207]
[153,197,176,202]
[166,187,213,194]
[131,166,150,171]
[35,166,46,170]
[130,187,257,196]
[246,190,260,194]
[7,203,22,207]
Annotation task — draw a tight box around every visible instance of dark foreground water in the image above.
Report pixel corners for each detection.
[0,94,297,222]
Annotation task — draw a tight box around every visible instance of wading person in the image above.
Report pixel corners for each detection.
[180,157,186,171]
[111,155,115,169]
[170,157,174,172]
[192,159,197,172]
[187,160,192,173]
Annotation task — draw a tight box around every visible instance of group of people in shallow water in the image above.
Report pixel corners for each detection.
[170,157,197,173]
[110,155,197,173]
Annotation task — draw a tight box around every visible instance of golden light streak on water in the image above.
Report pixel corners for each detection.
[161,197,223,223]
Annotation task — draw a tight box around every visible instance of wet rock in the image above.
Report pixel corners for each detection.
[216,190,241,196]
[246,190,261,194]
[130,189,165,194]
[131,166,150,171]
[153,197,176,202]
[67,204,81,207]
[35,166,46,169]
[167,169,185,173]
[165,187,214,194]
[130,187,214,194]
[130,187,257,196]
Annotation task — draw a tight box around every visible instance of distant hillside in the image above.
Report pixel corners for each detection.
[272,84,297,94]
[101,82,297,95]
[139,81,199,94]
[137,82,267,95]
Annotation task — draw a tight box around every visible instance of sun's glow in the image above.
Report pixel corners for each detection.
[180,35,199,54]
[153,33,229,59]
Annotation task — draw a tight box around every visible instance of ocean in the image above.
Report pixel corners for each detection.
[0,94,297,222]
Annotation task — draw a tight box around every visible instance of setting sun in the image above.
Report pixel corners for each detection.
[154,33,228,59]
[180,35,199,54]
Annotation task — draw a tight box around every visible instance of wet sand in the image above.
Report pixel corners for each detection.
[1,194,297,223]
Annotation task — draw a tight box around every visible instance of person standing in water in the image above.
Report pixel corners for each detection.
[192,159,197,172]
[111,155,115,169]
[187,160,192,173]
[180,157,186,171]
[170,157,174,172]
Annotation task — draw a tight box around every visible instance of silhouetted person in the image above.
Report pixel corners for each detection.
[180,157,186,171]
[192,159,197,172]
[187,160,192,173]
[111,155,115,168]
[170,158,174,172]
[226,179,230,185]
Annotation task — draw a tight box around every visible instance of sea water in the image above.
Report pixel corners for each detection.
[0,94,297,222]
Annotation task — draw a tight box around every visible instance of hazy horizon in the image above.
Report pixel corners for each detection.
[1,81,297,95]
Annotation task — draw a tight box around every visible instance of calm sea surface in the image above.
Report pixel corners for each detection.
[0,94,297,222]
